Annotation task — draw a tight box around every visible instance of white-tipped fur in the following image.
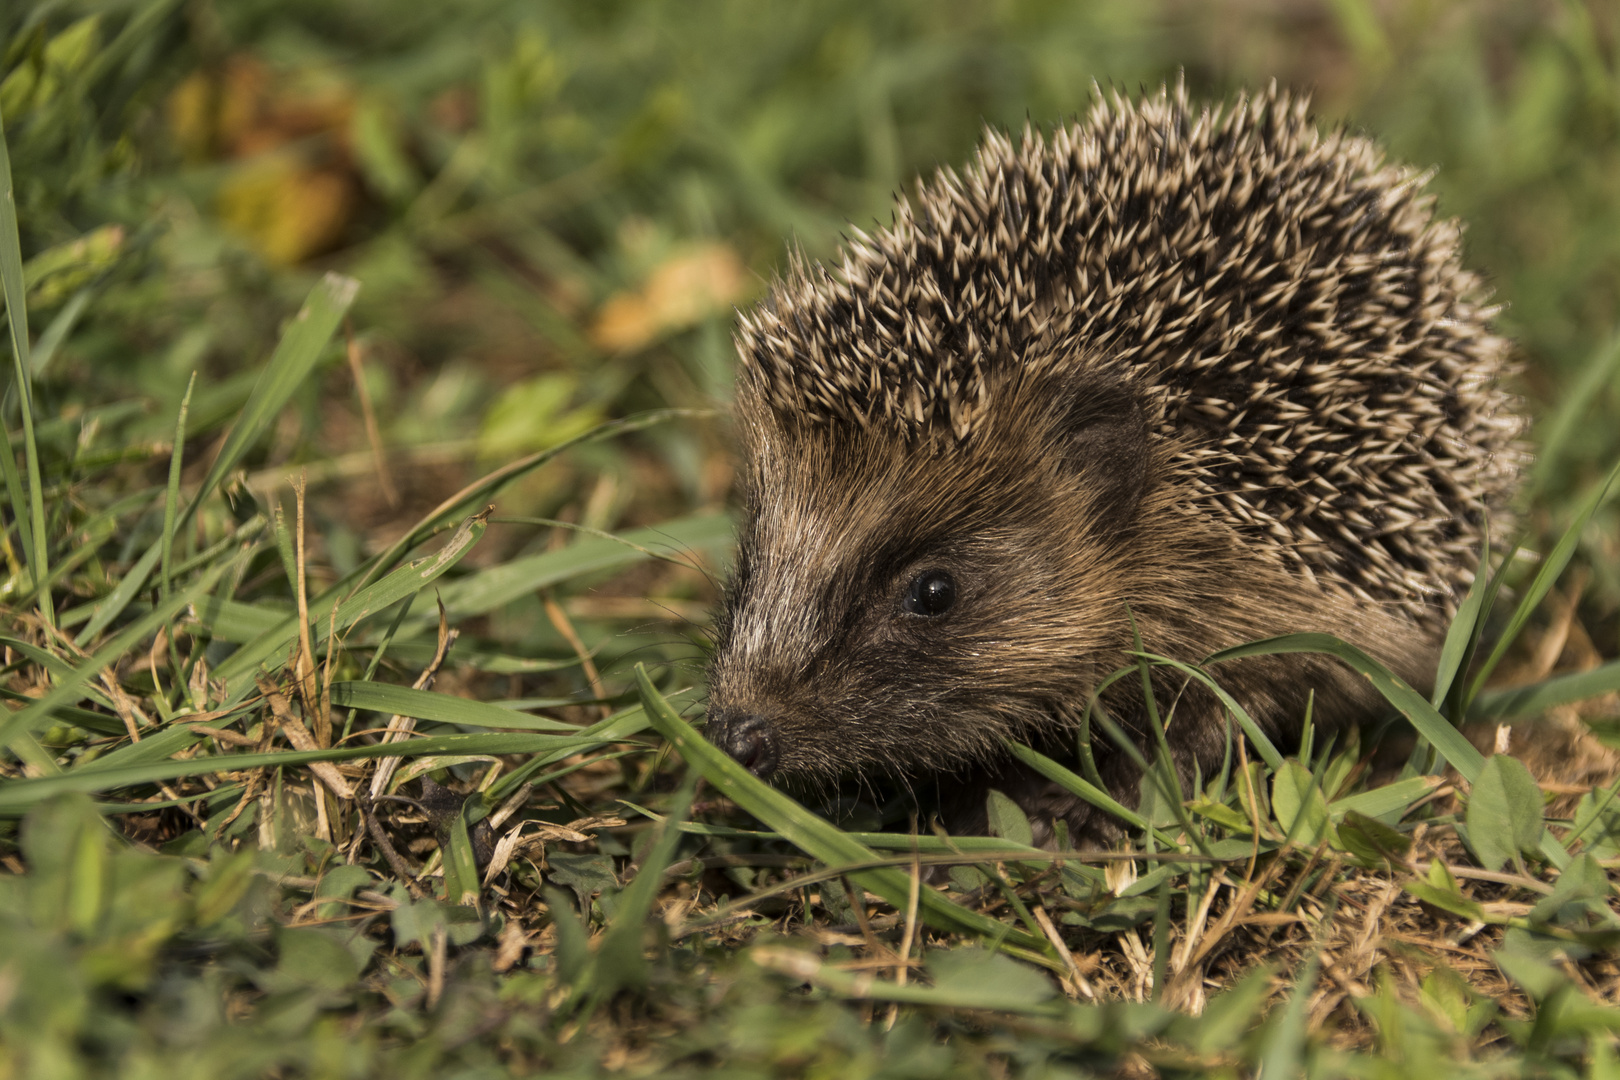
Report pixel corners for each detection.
[734,84,1522,621]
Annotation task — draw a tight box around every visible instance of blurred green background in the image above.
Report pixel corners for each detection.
[3,8,1620,1073]
[5,0,1620,612]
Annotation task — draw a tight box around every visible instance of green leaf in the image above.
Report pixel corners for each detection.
[1465,754,1545,871]
[1329,775,1441,821]
[273,926,364,994]
[984,789,1034,848]
[1335,809,1412,868]
[547,852,617,912]
[1493,932,1565,1002]
[1569,785,1620,858]
[1187,797,1252,833]
[1271,761,1332,846]
[1404,861,1486,921]
[925,947,1056,1010]
[635,665,1048,956]
[192,849,257,927]
[1528,853,1620,929]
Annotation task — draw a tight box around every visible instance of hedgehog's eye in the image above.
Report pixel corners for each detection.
[902,570,956,617]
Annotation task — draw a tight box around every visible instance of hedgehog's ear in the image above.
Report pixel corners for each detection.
[1058,377,1150,526]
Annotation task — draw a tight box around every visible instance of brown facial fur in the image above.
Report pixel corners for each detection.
[706,85,1520,842]
[709,362,1439,841]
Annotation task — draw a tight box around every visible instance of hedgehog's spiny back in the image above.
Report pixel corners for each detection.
[735,84,1522,619]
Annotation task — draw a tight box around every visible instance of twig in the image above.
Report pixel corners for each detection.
[542,589,609,717]
[1034,904,1095,999]
[99,668,150,743]
[426,923,448,1010]
[257,676,354,802]
[344,320,399,508]
[843,878,892,962]
[367,599,458,799]
[885,831,925,1029]
[1173,868,1226,975]
[292,476,318,709]
[360,793,429,901]
[1440,863,1556,895]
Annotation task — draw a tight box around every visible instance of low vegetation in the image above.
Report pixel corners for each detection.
[2,2,1620,1076]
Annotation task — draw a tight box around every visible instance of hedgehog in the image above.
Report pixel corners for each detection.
[703,84,1522,842]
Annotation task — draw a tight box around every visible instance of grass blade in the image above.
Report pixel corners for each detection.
[585,773,699,999]
[1129,654,1286,774]
[634,663,1050,955]
[352,408,706,593]
[1432,531,1492,711]
[483,695,680,804]
[1003,739,1156,836]
[184,273,359,530]
[0,555,239,753]
[1465,456,1620,707]
[432,513,733,619]
[1469,660,1620,723]
[1531,331,1620,495]
[160,372,196,598]
[1207,632,1484,783]
[328,681,582,732]
[209,510,489,693]
[749,944,1070,1015]
[0,732,613,813]
[1256,951,1319,1079]
[71,541,166,648]
[0,104,50,626]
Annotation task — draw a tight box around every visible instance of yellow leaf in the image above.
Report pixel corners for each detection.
[590,243,750,352]
[216,157,354,265]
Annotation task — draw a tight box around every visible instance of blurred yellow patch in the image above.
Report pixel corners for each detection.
[165,70,217,162]
[590,243,750,352]
[479,373,603,459]
[168,55,359,264]
[217,158,355,266]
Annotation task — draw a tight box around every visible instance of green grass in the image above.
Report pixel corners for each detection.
[4,1,1620,1076]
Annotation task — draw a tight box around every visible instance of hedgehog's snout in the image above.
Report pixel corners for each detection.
[705,708,781,777]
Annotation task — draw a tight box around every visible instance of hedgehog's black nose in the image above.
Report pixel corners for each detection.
[707,710,779,777]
